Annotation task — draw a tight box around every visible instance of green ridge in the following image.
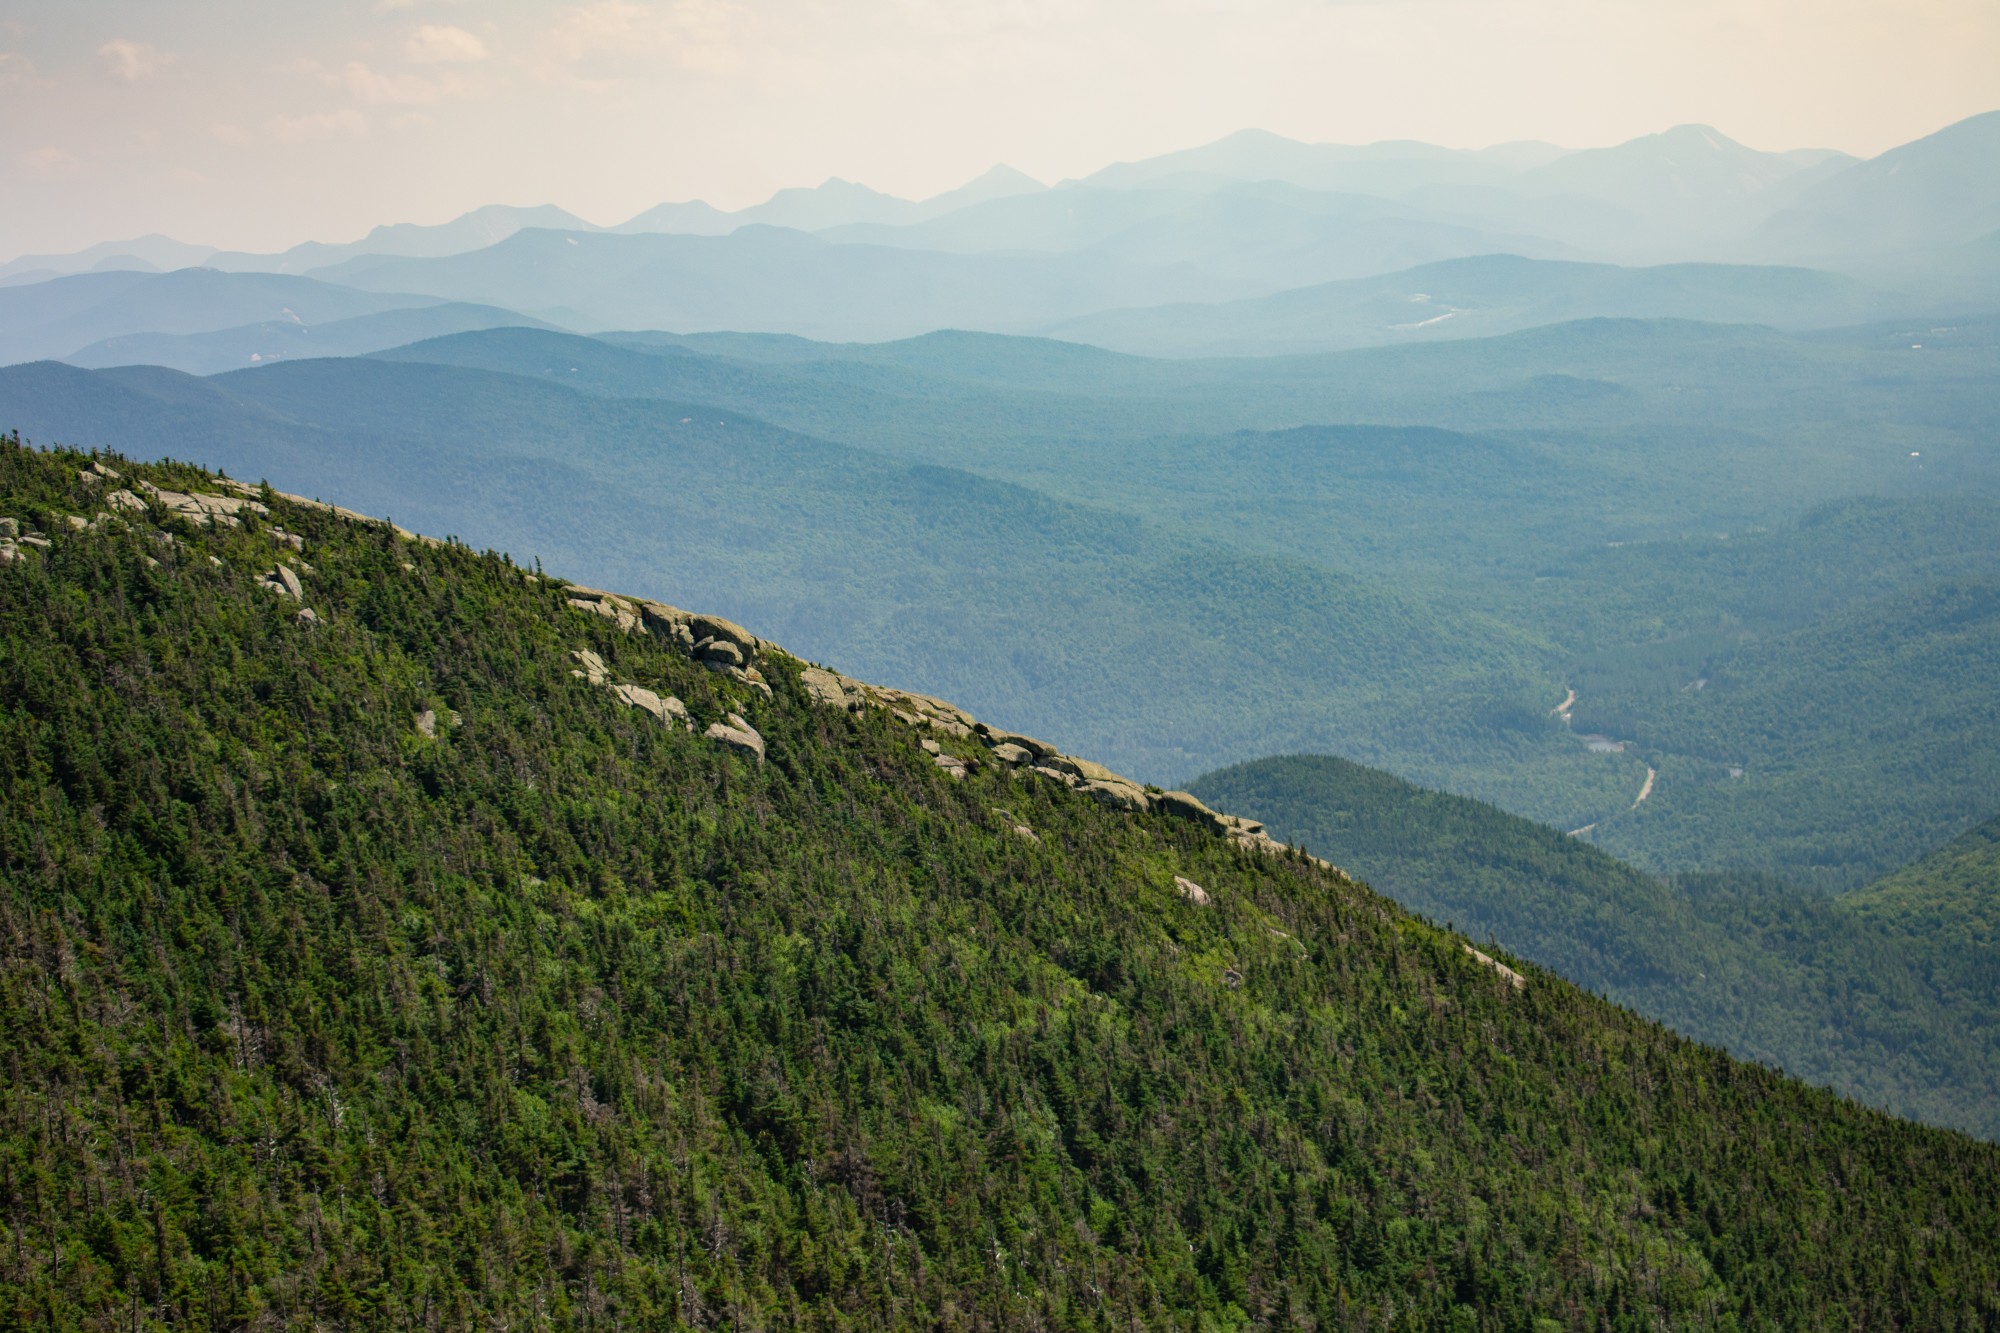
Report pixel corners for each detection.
[3,439,1998,1328]
[1188,753,2000,1138]
[1842,814,2000,1038]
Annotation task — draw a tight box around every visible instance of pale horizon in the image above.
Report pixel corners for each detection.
[6,0,1998,257]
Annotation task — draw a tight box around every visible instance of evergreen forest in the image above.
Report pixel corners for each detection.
[4,438,1999,1329]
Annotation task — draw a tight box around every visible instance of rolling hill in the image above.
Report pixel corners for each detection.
[1047,254,1906,357]
[0,268,453,367]
[1188,752,2000,1137]
[63,301,557,376]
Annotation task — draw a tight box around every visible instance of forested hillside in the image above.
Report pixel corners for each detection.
[6,313,1999,892]
[1841,814,2000,1051]
[5,438,1998,1327]
[1188,753,2000,1138]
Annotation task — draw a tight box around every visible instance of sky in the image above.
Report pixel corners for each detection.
[2,0,1996,257]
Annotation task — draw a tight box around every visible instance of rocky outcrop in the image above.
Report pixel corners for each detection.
[779,664,1361,876]
[570,649,693,732]
[706,713,765,763]
[68,465,1484,987]
[614,683,691,729]
[564,588,773,696]
[139,480,270,528]
[1465,946,1527,990]
[262,565,303,600]
[215,478,438,546]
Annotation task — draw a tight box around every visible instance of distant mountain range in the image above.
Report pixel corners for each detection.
[204,203,603,276]
[1047,254,1908,357]
[13,111,1993,297]
[0,112,1989,357]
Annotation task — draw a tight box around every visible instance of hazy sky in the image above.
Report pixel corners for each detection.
[3,0,1996,256]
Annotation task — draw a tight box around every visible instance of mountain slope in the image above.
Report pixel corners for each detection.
[62,301,554,375]
[1575,578,2000,887]
[1076,128,1533,196]
[615,166,1044,238]
[1842,813,2000,1028]
[1751,109,2000,260]
[307,226,1251,338]
[206,203,604,274]
[1518,124,1845,238]
[0,268,448,366]
[1187,753,2000,1137]
[0,357,1568,789]
[0,233,216,282]
[1047,254,1904,357]
[823,180,1561,291]
[3,437,1998,1326]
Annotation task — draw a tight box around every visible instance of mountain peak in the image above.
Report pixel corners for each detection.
[1651,123,1748,152]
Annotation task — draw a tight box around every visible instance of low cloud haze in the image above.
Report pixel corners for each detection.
[3,0,1996,255]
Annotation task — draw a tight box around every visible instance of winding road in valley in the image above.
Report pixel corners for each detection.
[1556,687,1655,834]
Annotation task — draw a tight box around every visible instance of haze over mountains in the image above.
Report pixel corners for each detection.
[5,111,1996,364]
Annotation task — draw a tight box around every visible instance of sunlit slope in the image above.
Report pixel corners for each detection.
[1841,814,2000,1046]
[1188,752,2000,1138]
[3,438,1997,1326]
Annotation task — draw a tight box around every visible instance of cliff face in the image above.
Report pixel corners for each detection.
[3,438,1997,1329]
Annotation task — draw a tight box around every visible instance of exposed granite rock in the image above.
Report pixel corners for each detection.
[1465,946,1527,990]
[1174,876,1211,906]
[572,596,772,695]
[1082,779,1151,814]
[973,723,1054,757]
[800,666,865,710]
[1155,789,1226,831]
[263,565,303,600]
[706,713,765,762]
[123,466,1362,900]
[688,613,760,653]
[568,588,641,634]
[570,648,691,730]
[638,602,697,651]
[216,477,440,546]
[139,480,269,528]
[614,683,692,730]
[698,638,746,669]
